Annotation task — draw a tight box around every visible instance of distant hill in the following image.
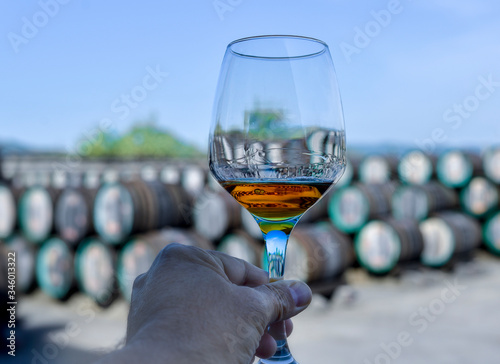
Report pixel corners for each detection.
[81,123,204,159]
[0,140,32,154]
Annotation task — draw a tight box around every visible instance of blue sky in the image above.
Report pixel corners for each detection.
[1,0,499,153]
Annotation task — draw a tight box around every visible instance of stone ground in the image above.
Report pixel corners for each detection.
[3,251,500,364]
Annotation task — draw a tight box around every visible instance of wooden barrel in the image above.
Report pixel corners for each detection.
[22,172,37,188]
[93,183,134,244]
[193,190,241,241]
[0,184,16,239]
[147,181,192,228]
[392,182,458,221]
[398,150,437,185]
[483,146,500,184]
[265,141,285,164]
[3,234,37,293]
[11,174,24,189]
[74,237,118,307]
[1,156,17,181]
[483,211,500,256]
[437,150,482,188]
[181,165,207,197]
[51,170,68,189]
[54,188,96,246]
[262,222,354,283]
[307,130,329,165]
[285,138,311,165]
[140,165,158,182]
[217,230,263,267]
[83,169,101,189]
[207,172,225,192]
[18,186,59,244]
[211,135,234,166]
[419,212,481,267]
[358,155,397,184]
[336,155,361,188]
[101,169,120,184]
[117,229,213,301]
[355,218,424,275]
[36,237,75,300]
[34,171,51,188]
[460,177,499,218]
[232,141,247,164]
[328,182,396,233]
[160,165,181,185]
[93,181,191,244]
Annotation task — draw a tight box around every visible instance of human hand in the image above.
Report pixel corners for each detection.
[98,243,312,364]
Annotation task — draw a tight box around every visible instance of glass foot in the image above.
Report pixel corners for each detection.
[258,340,298,364]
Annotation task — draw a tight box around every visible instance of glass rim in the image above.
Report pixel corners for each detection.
[227,35,328,59]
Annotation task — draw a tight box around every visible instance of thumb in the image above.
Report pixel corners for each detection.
[255,280,312,324]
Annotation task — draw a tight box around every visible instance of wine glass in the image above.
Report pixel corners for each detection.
[209,35,346,363]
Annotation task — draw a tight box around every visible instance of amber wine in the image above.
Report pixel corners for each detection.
[222,181,331,221]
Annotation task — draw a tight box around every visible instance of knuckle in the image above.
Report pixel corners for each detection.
[161,242,203,259]
[132,272,146,290]
[260,284,293,322]
[158,243,196,264]
[155,243,212,271]
[161,242,189,256]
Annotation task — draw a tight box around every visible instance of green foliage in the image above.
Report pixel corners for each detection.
[80,121,203,158]
[245,109,303,140]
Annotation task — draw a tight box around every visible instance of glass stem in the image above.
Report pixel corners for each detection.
[259,226,298,364]
[265,230,289,280]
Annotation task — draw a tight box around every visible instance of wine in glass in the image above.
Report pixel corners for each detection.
[209,35,346,363]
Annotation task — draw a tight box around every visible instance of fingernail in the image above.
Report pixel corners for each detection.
[289,282,312,307]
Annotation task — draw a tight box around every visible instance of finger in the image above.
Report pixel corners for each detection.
[256,280,312,324]
[285,319,293,337]
[255,332,277,359]
[207,250,269,287]
[157,244,269,287]
[255,320,293,359]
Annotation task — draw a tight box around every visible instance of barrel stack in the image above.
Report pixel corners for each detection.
[0,147,499,307]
